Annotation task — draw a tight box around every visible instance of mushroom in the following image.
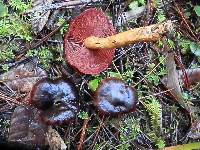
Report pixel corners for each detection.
[64,8,116,75]
[64,8,173,74]
[29,78,79,125]
[94,78,137,115]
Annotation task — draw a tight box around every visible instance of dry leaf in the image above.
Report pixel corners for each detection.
[30,0,53,34]
[162,68,200,87]
[0,58,47,93]
[46,126,67,150]
[116,6,145,27]
[165,52,183,101]
[165,52,191,111]
[8,106,48,146]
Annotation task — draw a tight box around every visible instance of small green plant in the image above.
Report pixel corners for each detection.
[0,48,15,62]
[0,1,32,40]
[143,97,165,148]
[117,118,140,150]
[57,18,69,35]
[182,92,193,101]
[176,33,200,64]
[148,132,165,149]
[9,0,32,13]
[144,97,162,132]
[88,67,135,92]
[0,16,32,40]
[26,47,53,69]
[129,0,145,9]
[147,73,160,86]
[93,142,108,150]
[78,111,89,120]
[107,71,122,78]
[88,70,122,92]
[179,38,191,54]
[2,64,9,71]
[146,55,166,86]
[190,42,200,56]
[167,39,175,49]
[0,2,8,17]
[156,0,166,22]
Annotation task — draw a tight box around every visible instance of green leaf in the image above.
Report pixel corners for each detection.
[148,63,155,69]
[157,13,166,22]
[194,5,200,16]
[108,71,122,78]
[147,74,160,86]
[179,39,190,51]
[129,1,139,10]
[138,0,145,6]
[78,111,88,120]
[184,11,191,18]
[88,78,101,92]
[156,137,165,148]
[167,39,175,49]
[2,64,9,71]
[190,42,200,56]
[0,3,8,17]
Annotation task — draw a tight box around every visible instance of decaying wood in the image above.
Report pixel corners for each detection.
[84,20,173,49]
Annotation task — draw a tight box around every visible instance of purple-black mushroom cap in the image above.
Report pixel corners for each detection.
[95,78,137,115]
[29,78,79,125]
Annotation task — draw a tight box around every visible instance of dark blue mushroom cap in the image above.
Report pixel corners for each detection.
[95,78,137,115]
[30,78,79,125]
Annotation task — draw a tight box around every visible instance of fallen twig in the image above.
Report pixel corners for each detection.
[77,119,89,150]
[16,22,66,60]
[0,92,25,106]
[25,0,102,14]
[173,0,198,41]
[90,115,105,149]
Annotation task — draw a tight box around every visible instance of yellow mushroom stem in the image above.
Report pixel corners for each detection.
[84,20,173,49]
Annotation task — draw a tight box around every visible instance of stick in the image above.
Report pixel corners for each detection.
[76,119,89,150]
[25,0,102,14]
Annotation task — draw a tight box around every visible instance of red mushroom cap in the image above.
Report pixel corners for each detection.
[64,8,116,75]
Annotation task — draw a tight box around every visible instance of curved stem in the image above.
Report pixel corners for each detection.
[84,21,173,49]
